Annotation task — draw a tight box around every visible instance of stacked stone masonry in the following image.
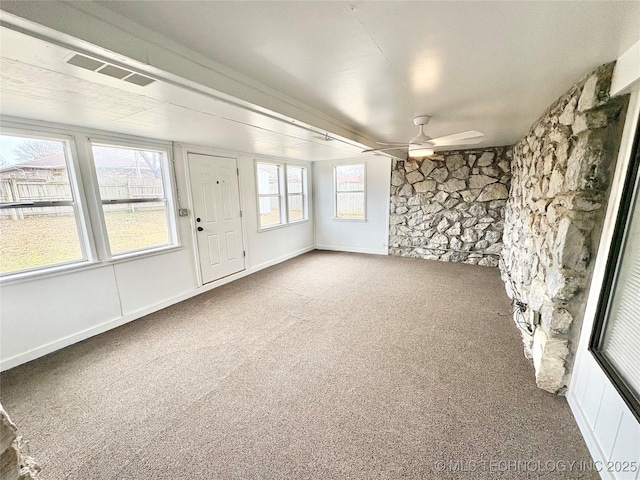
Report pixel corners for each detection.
[389,147,512,266]
[500,62,628,393]
[0,404,39,480]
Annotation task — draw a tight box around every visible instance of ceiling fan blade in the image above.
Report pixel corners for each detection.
[362,146,408,153]
[376,141,409,146]
[429,131,484,146]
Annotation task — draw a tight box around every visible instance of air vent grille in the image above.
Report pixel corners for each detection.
[66,53,155,87]
[124,74,155,87]
[67,54,105,71]
[98,64,131,80]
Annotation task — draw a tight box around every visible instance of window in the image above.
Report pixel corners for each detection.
[256,163,282,228]
[590,120,640,422]
[334,164,365,220]
[90,143,175,256]
[0,133,88,276]
[0,122,179,281]
[256,162,307,230]
[287,166,306,222]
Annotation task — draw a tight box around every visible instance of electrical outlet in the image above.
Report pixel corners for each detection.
[531,310,541,327]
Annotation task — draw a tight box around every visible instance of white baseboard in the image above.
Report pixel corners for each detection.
[249,246,315,272]
[314,244,388,255]
[566,391,614,480]
[0,246,315,372]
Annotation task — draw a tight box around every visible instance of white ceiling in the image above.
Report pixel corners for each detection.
[0,28,366,160]
[1,1,639,160]
[95,1,640,146]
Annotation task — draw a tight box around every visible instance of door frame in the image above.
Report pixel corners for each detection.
[179,144,249,287]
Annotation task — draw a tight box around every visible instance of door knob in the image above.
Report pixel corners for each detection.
[196,217,201,222]
[197,227,203,232]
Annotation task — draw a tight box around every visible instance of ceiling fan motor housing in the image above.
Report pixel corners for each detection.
[413,115,431,126]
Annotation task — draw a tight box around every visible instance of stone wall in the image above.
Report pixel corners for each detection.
[0,404,39,480]
[500,63,628,393]
[389,147,512,266]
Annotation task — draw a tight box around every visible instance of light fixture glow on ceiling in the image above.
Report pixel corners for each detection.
[408,145,434,158]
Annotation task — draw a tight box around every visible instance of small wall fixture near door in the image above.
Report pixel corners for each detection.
[187,153,245,284]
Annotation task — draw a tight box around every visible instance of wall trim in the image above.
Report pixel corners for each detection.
[0,245,315,372]
[248,245,316,272]
[314,244,388,255]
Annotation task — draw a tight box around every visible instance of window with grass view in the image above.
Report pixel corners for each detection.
[0,134,86,275]
[335,164,365,219]
[256,163,282,228]
[287,166,306,222]
[91,144,174,256]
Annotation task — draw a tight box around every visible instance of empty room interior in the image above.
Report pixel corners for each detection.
[1,1,639,479]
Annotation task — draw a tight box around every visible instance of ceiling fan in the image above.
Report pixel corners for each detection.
[363,115,484,158]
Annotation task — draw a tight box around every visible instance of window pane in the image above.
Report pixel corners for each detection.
[257,164,279,195]
[92,144,174,256]
[0,206,83,274]
[337,192,365,218]
[600,187,640,397]
[102,202,169,255]
[92,145,165,200]
[288,194,303,222]
[0,135,72,202]
[259,196,281,228]
[336,164,364,192]
[287,166,303,194]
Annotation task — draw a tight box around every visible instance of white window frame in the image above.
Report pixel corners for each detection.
[256,160,308,231]
[0,127,95,280]
[333,163,366,222]
[256,161,284,230]
[0,118,181,284]
[87,138,179,259]
[285,164,308,224]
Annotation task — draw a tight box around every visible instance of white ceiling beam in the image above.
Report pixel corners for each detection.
[0,1,404,159]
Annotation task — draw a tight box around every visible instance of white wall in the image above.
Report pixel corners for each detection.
[567,48,640,478]
[0,130,314,371]
[314,157,391,255]
[237,155,314,270]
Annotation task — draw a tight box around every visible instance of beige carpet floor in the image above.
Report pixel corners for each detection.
[0,251,597,479]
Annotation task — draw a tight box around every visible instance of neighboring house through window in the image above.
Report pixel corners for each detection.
[0,124,179,280]
[0,133,88,276]
[90,143,176,256]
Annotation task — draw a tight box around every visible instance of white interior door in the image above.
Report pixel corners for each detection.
[188,153,245,284]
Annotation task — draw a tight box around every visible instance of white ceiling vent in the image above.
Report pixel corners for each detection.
[124,74,155,87]
[65,53,155,87]
[98,64,131,80]
[66,53,105,71]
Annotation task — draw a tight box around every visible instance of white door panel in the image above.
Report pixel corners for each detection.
[188,153,245,283]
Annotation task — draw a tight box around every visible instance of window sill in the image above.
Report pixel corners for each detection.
[0,244,182,286]
[332,217,367,223]
[0,260,102,286]
[258,219,309,233]
[108,244,182,264]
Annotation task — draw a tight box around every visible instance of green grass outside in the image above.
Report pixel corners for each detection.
[0,209,169,274]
